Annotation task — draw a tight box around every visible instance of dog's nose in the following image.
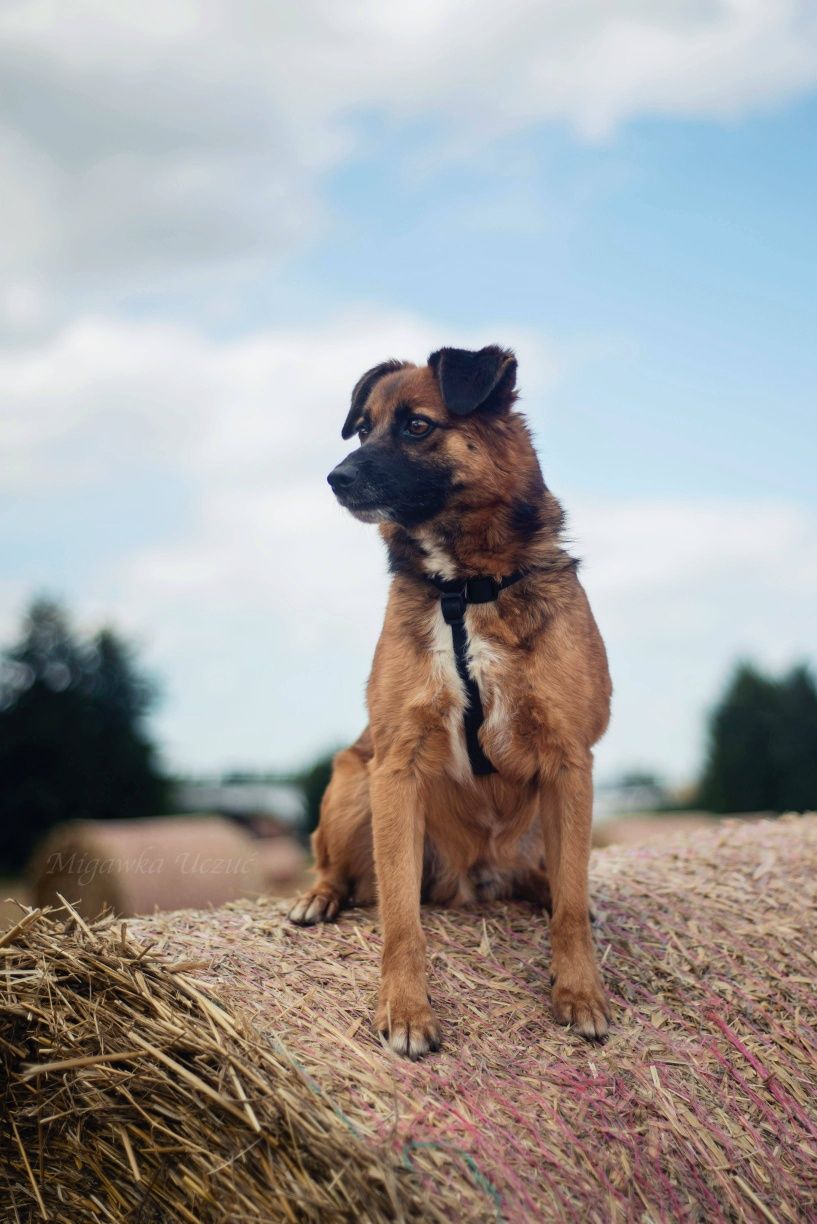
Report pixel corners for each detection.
[327,458,358,491]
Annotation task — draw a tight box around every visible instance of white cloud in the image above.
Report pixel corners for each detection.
[126,479,817,778]
[0,309,558,766]
[4,310,815,778]
[574,499,817,780]
[4,4,816,778]
[0,310,558,496]
[2,0,816,325]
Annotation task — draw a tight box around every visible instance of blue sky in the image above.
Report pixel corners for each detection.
[2,3,816,785]
[307,100,817,504]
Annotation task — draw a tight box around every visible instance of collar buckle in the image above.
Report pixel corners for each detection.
[440,591,467,624]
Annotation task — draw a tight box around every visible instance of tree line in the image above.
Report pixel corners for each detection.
[697,662,817,815]
[0,600,168,870]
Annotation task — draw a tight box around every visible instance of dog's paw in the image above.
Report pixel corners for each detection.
[551,970,610,1042]
[375,993,441,1060]
[287,888,341,926]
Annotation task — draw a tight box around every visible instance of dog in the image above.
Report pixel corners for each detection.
[288,345,612,1059]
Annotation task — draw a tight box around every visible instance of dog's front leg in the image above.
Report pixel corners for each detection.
[542,754,610,1041]
[369,763,440,1059]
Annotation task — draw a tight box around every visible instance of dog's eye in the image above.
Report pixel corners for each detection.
[357,425,370,442]
[405,417,434,438]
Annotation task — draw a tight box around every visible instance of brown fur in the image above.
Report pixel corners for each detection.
[288,355,612,1058]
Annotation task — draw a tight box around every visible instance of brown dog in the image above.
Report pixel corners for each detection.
[289,345,612,1058]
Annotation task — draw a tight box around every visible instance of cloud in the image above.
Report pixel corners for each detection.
[574,498,817,779]
[0,307,557,746]
[5,309,815,777]
[4,4,815,779]
[0,310,558,496]
[2,0,816,326]
[0,309,556,768]
[124,477,817,778]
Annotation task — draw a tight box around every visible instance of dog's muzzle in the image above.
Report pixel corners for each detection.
[327,453,360,496]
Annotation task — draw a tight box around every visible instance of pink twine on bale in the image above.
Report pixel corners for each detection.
[706,1008,817,1144]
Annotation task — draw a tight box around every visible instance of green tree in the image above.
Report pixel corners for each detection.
[0,598,169,871]
[697,661,817,814]
[774,665,817,812]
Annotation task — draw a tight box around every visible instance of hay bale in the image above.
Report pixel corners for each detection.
[31,816,267,917]
[3,816,817,1222]
[255,835,309,889]
[592,812,718,848]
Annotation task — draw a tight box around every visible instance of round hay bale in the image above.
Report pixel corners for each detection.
[255,834,309,886]
[3,815,816,1222]
[31,816,266,917]
[592,812,718,848]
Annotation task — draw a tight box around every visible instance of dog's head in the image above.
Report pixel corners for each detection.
[327,345,521,528]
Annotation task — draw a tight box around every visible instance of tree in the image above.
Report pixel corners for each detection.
[774,665,817,812]
[0,599,169,871]
[697,661,817,814]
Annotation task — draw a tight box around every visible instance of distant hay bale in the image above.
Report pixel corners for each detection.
[254,834,309,891]
[592,812,718,848]
[31,816,267,917]
[3,815,817,1222]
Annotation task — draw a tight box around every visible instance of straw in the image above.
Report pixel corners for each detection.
[2,814,816,1222]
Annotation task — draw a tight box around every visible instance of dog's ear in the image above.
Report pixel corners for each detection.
[341,359,408,439]
[428,345,517,418]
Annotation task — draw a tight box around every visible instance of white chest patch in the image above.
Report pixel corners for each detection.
[426,604,509,780]
[466,618,511,757]
[426,606,470,782]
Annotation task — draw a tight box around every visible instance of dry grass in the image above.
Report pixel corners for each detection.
[2,815,816,1222]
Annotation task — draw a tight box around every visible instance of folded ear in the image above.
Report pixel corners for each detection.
[341,359,409,439]
[427,345,517,417]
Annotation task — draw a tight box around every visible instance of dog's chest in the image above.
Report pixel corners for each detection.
[426,605,513,781]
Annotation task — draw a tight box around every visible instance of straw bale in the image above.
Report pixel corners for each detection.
[254,835,309,888]
[592,812,718,847]
[3,814,816,1222]
[31,816,267,917]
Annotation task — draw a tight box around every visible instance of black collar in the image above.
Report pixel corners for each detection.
[427,568,528,625]
[425,568,528,775]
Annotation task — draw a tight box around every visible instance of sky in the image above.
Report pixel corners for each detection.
[2,1,816,785]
